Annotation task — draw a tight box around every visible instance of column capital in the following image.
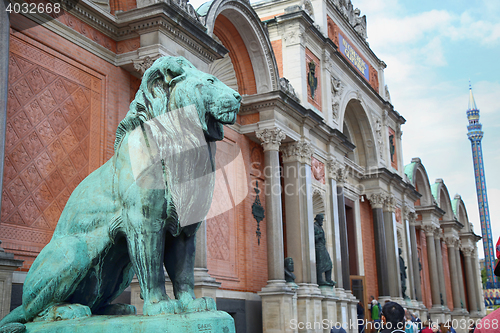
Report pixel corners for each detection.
[256,128,286,152]
[368,192,387,209]
[434,228,443,240]
[403,204,416,222]
[444,235,459,247]
[461,246,474,257]
[422,224,437,236]
[280,140,314,164]
[326,158,347,183]
[383,195,396,213]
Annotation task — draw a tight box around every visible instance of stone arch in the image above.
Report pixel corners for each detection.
[312,188,326,216]
[201,0,280,94]
[339,94,377,168]
[452,194,470,231]
[404,159,433,207]
[431,179,454,220]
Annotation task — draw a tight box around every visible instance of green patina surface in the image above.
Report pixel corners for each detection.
[403,162,417,184]
[0,56,240,333]
[430,182,440,207]
[24,312,235,333]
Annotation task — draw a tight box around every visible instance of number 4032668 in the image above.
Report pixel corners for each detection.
[5,2,61,14]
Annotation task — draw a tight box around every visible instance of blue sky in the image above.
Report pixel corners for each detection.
[354,0,500,259]
[188,0,500,259]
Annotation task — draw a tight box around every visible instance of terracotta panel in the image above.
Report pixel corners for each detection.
[47,139,66,165]
[12,111,33,138]
[6,177,29,205]
[46,170,65,196]
[13,55,34,73]
[43,201,62,228]
[18,197,41,225]
[8,54,23,83]
[58,158,77,184]
[34,152,56,177]
[39,68,57,85]
[25,101,45,126]
[32,182,54,211]
[60,98,79,123]
[69,147,86,170]
[48,79,69,104]
[37,89,57,114]
[56,189,71,209]
[36,119,57,146]
[31,216,51,230]
[62,78,78,94]
[3,157,17,185]
[25,68,46,94]
[72,88,89,113]
[5,122,19,151]
[48,109,68,134]
[71,117,87,141]
[1,190,15,218]
[9,144,30,171]
[59,128,78,153]
[8,212,26,226]
[7,89,21,117]
[20,164,42,190]
[23,131,44,159]
[12,79,34,106]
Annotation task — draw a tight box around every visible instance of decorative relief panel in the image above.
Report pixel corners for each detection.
[311,157,325,184]
[306,48,322,112]
[1,35,104,261]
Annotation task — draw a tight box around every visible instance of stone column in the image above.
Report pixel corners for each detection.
[333,166,349,291]
[256,128,296,333]
[422,225,441,309]
[454,244,467,311]
[383,196,401,298]
[193,220,221,300]
[326,160,343,288]
[471,249,483,314]
[407,212,422,302]
[281,140,324,332]
[434,231,448,309]
[444,236,463,312]
[256,128,287,285]
[462,247,478,315]
[0,241,24,319]
[0,0,10,208]
[367,193,390,297]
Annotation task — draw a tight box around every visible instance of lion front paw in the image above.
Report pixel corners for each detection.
[180,297,217,313]
[143,300,179,316]
[34,303,91,322]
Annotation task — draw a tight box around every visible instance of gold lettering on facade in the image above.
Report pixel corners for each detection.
[342,39,366,74]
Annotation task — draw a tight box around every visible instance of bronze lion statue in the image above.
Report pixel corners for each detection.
[0,56,241,332]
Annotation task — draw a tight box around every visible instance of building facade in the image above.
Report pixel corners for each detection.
[0,0,485,331]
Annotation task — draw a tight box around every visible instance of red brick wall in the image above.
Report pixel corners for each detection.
[2,15,134,270]
[214,15,257,96]
[271,39,283,77]
[206,128,268,292]
[360,200,378,300]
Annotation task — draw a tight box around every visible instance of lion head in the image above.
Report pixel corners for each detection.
[115,56,241,150]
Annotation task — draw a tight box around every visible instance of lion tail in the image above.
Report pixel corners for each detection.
[0,306,27,333]
[0,323,26,333]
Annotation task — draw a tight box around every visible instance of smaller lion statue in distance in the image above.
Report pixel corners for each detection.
[0,56,241,333]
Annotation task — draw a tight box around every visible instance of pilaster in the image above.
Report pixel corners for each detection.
[433,229,450,313]
[0,241,23,319]
[422,224,444,320]
[0,0,10,210]
[368,192,390,297]
[383,195,401,298]
[462,245,479,318]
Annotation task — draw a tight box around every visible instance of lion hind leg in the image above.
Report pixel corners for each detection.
[0,306,27,333]
[21,237,92,321]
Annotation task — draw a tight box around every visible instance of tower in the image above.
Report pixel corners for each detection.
[466,84,498,287]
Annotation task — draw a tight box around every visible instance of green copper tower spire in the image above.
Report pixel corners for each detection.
[467,83,497,287]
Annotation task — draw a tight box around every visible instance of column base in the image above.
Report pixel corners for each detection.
[194,268,221,300]
[258,281,296,333]
[428,305,450,324]
[320,286,338,333]
[451,312,469,333]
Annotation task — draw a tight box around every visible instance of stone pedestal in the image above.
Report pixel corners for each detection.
[130,274,174,315]
[451,311,468,333]
[23,311,235,333]
[296,284,323,333]
[0,242,23,320]
[320,286,337,333]
[259,282,296,333]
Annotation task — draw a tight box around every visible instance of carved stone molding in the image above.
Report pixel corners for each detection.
[327,0,367,41]
[375,117,384,160]
[384,195,396,213]
[434,228,443,240]
[280,141,314,165]
[403,204,417,224]
[330,75,344,121]
[279,77,300,102]
[326,159,347,184]
[256,128,286,152]
[368,193,387,209]
[133,56,159,74]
